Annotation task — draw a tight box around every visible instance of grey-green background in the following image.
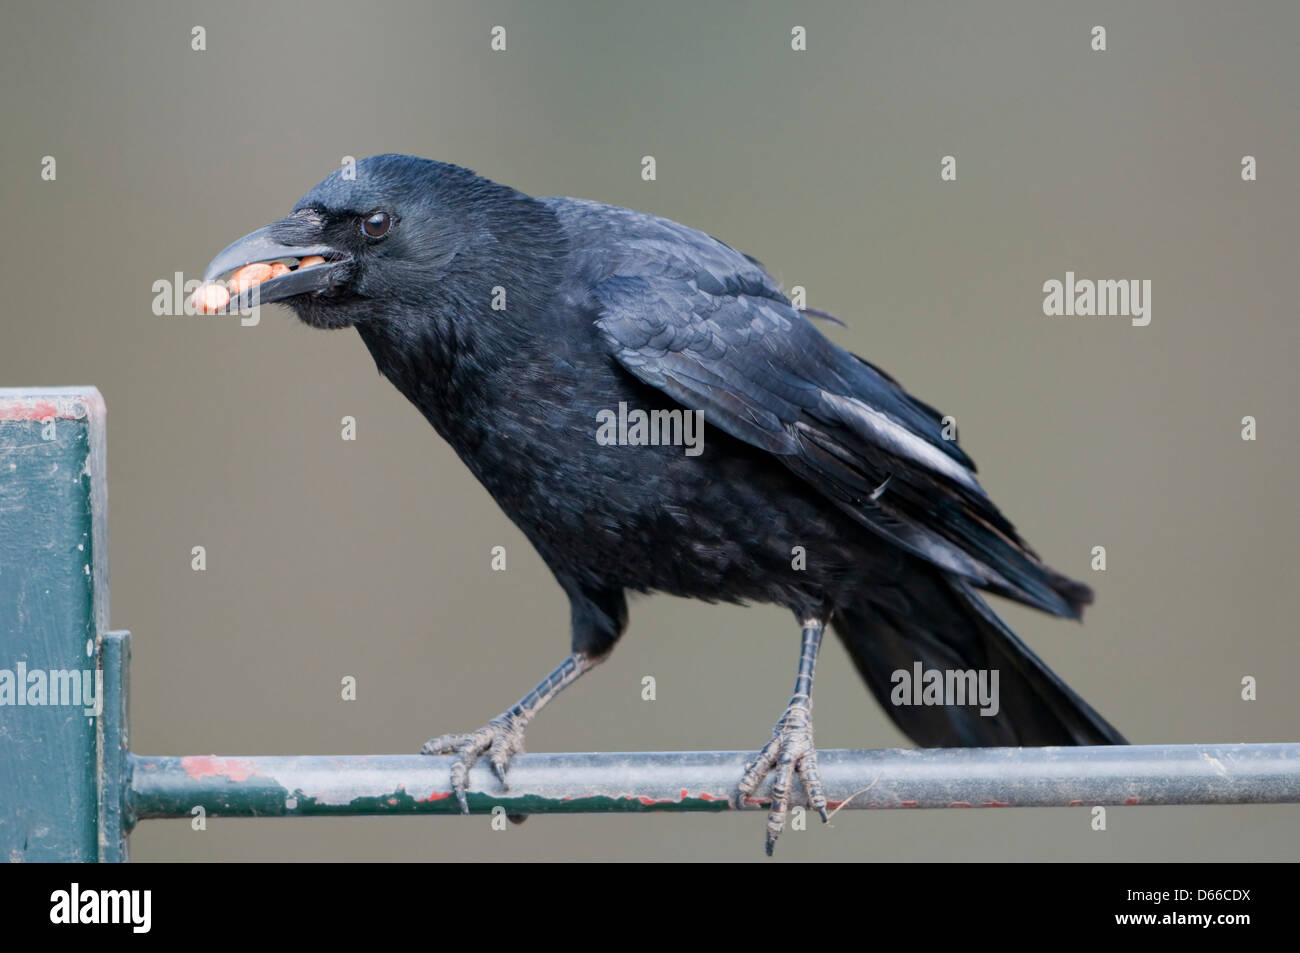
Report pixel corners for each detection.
[2,0,1297,861]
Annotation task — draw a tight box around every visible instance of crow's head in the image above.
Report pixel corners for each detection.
[197,154,560,331]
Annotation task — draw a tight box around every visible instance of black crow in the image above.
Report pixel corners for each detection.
[198,154,1124,854]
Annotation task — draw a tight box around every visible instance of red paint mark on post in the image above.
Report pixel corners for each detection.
[0,394,91,421]
[0,400,59,421]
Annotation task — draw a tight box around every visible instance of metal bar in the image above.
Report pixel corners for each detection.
[126,743,1300,819]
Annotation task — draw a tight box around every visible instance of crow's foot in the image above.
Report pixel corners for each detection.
[736,699,829,855]
[421,713,527,813]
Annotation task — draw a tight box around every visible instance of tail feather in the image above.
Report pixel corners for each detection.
[833,572,1124,746]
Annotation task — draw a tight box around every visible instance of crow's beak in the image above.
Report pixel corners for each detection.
[195,214,349,312]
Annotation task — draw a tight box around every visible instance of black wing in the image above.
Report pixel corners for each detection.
[548,198,1090,617]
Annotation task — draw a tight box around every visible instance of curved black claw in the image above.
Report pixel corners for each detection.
[420,712,527,813]
[736,702,829,855]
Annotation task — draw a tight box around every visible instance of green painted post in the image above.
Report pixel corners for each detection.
[0,388,112,861]
[97,630,130,861]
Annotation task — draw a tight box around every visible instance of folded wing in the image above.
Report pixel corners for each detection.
[549,198,1090,617]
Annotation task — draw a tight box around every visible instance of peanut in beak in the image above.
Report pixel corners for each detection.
[190,260,301,313]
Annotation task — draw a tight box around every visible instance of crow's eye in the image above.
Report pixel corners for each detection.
[362,210,392,239]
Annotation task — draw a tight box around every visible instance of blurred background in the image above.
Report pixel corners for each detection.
[1,0,1297,861]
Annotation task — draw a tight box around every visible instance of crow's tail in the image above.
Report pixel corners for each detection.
[832,570,1125,746]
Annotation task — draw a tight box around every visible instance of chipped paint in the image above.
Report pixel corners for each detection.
[0,393,89,421]
[181,755,258,782]
[1201,752,1229,776]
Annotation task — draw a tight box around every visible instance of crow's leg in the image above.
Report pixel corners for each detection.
[736,617,829,855]
[421,651,604,813]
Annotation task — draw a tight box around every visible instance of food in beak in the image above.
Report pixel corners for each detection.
[192,282,230,313]
[190,259,301,313]
[229,262,273,295]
